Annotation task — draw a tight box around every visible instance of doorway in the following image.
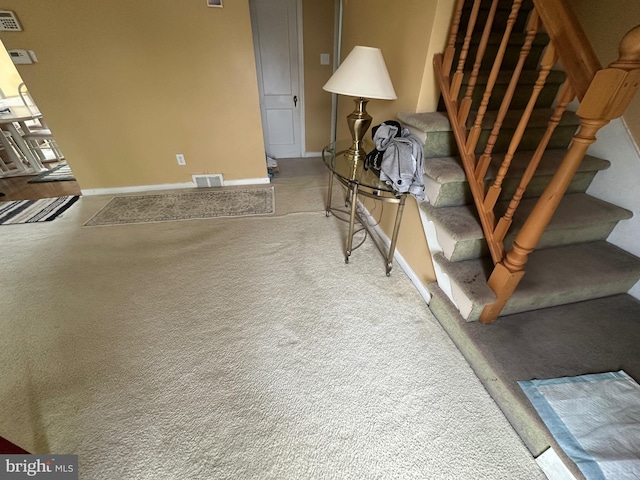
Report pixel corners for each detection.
[0,40,79,201]
[249,0,304,159]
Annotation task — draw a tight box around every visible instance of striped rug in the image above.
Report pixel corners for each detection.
[0,196,80,224]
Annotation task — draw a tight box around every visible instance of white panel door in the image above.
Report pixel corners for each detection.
[250,0,302,159]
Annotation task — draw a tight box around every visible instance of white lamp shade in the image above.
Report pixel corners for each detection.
[323,46,397,100]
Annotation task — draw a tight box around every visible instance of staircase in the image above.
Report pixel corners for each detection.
[400,107,640,322]
[397,0,640,476]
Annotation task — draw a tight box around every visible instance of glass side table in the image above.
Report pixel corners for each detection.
[322,141,407,276]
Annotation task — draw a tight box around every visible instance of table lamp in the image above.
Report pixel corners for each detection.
[323,46,397,166]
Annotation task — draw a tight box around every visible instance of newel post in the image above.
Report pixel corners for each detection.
[479,25,640,323]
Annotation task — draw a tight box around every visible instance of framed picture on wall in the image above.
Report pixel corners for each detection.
[207,0,223,7]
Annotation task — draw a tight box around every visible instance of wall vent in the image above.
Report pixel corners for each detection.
[192,174,224,188]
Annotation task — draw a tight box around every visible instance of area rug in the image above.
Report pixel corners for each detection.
[84,187,275,226]
[28,164,75,183]
[519,371,640,479]
[0,196,80,224]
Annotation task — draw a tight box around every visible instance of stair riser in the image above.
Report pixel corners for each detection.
[501,279,640,318]
[452,37,548,72]
[439,74,564,112]
[459,8,531,35]
[447,221,623,262]
[427,170,598,208]
[449,275,640,322]
[460,0,535,34]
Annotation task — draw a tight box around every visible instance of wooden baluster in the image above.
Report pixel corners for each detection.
[451,0,482,103]
[494,80,574,243]
[483,20,553,215]
[475,10,541,185]
[458,0,500,126]
[466,0,523,157]
[443,0,466,78]
[435,50,502,264]
[480,25,640,323]
[480,118,607,323]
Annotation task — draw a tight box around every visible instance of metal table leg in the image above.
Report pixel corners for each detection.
[385,194,407,276]
[345,183,359,263]
[326,171,334,216]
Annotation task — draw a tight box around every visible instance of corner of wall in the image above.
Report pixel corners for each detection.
[415,0,457,113]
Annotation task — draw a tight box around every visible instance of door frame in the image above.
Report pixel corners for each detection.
[294,0,306,157]
[330,0,343,145]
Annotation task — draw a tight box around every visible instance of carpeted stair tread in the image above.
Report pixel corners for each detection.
[427,282,640,479]
[452,32,549,70]
[458,68,565,86]
[400,110,580,158]
[401,109,579,133]
[422,193,633,261]
[399,111,451,134]
[506,241,640,315]
[424,150,609,185]
[457,69,566,88]
[468,108,579,129]
[455,32,549,49]
[433,240,640,321]
[443,70,566,111]
[460,0,535,34]
[422,151,610,207]
[432,252,496,311]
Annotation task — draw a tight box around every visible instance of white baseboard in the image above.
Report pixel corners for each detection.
[223,177,271,186]
[81,182,196,196]
[416,203,458,310]
[358,201,432,304]
[305,151,322,158]
[81,177,271,196]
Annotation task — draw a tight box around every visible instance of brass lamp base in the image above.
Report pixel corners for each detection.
[344,97,372,173]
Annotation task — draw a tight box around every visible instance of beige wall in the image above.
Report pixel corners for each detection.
[416,0,457,112]
[339,0,436,130]
[569,0,640,142]
[0,0,267,189]
[302,0,335,153]
[338,0,451,285]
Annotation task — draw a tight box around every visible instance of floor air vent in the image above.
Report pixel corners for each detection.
[192,174,224,188]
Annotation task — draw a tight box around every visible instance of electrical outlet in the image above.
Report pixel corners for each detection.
[176,154,186,166]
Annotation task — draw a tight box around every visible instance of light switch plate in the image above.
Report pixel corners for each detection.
[320,53,330,65]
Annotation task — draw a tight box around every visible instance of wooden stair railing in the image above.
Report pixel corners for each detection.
[433,0,640,323]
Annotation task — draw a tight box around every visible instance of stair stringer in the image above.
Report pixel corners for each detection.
[416,206,455,304]
[406,115,498,321]
[417,201,494,320]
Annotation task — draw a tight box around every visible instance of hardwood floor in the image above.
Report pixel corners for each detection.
[0,163,81,202]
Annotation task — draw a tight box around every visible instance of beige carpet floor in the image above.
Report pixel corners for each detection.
[0,158,544,479]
